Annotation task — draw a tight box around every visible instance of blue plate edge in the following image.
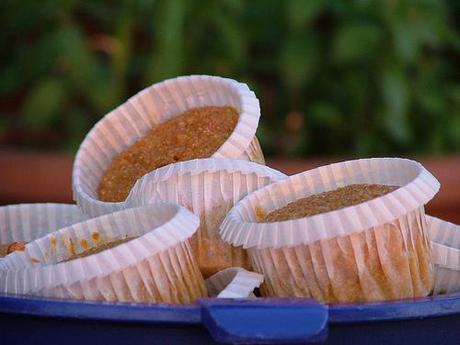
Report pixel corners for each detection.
[1,293,460,325]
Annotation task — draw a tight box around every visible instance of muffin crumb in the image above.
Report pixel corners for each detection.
[0,242,26,258]
[7,241,26,254]
[63,237,134,262]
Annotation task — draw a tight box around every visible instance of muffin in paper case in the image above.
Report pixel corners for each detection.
[220,158,440,303]
[126,158,287,277]
[73,75,264,217]
[0,203,207,304]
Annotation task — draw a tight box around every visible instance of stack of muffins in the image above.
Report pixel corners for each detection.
[0,74,459,305]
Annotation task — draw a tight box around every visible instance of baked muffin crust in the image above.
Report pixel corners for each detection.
[98,106,239,202]
[261,184,397,222]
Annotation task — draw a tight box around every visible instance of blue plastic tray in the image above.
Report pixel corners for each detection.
[2,293,460,344]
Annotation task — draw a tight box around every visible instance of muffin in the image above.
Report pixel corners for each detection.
[220,158,440,303]
[126,158,287,277]
[0,204,207,304]
[73,75,264,217]
[0,203,86,257]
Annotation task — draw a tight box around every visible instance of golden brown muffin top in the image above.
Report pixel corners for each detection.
[260,184,397,222]
[98,106,239,202]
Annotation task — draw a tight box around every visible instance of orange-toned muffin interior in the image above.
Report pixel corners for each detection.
[260,184,397,222]
[98,106,239,202]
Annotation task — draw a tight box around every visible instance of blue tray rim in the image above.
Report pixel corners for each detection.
[2,293,460,324]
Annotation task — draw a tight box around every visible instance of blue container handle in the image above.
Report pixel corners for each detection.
[198,298,328,344]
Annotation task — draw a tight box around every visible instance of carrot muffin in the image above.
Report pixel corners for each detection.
[73,75,264,218]
[220,158,440,303]
[126,158,287,277]
[0,204,207,304]
[98,106,239,202]
[253,184,423,303]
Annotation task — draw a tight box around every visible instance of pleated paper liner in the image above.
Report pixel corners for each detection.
[205,267,263,298]
[220,158,440,303]
[0,203,207,304]
[73,75,264,217]
[126,158,287,277]
[0,203,87,256]
[427,216,460,295]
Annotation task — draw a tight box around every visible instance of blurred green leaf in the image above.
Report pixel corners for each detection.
[392,23,419,64]
[333,23,383,63]
[22,78,67,128]
[1,0,459,156]
[213,14,246,67]
[147,0,185,83]
[0,114,9,130]
[448,113,460,147]
[62,108,90,152]
[280,35,317,91]
[310,103,343,127]
[56,26,116,112]
[221,0,244,12]
[132,0,157,14]
[286,0,323,30]
[381,66,411,144]
[111,2,134,100]
[419,91,445,115]
[447,85,460,104]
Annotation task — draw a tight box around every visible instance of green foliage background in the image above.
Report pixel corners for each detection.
[1,0,460,157]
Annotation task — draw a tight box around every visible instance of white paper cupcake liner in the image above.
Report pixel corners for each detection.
[240,136,265,165]
[126,158,287,277]
[221,158,439,248]
[427,216,460,295]
[73,75,264,217]
[0,203,207,304]
[220,158,439,303]
[205,267,263,298]
[0,203,87,255]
